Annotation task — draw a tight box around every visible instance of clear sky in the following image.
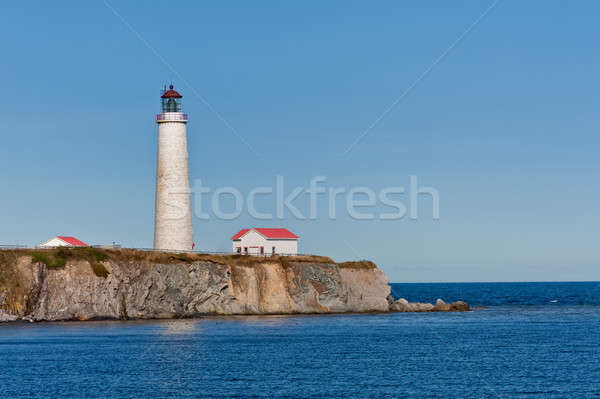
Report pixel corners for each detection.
[1,1,599,282]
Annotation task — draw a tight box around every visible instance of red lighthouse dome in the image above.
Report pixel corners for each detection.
[161,84,182,99]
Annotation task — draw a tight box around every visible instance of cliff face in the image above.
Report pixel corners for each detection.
[0,250,390,322]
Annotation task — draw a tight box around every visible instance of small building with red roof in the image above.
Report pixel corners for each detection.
[39,236,88,248]
[231,228,298,256]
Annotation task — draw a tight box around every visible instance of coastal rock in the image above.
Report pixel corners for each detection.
[386,295,395,306]
[448,301,470,311]
[431,299,470,312]
[389,297,470,313]
[338,267,390,312]
[433,298,451,311]
[390,298,409,312]
[390,298,408,311]
[0,309,18,322]
[390,298,434,312]
[397,298,409,306]
[0,290,19,321]
[411,302,435,312]
[0,250,391,322]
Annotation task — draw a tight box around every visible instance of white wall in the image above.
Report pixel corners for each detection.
[232,230,298,255]
[39,237,71,248]
[266,239,297,255]
[154,119,193,251]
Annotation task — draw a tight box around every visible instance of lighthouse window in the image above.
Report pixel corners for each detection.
[161,97,182,113]
[166,98,178,112]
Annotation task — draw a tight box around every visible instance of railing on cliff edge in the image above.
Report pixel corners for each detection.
[0,245,303,257]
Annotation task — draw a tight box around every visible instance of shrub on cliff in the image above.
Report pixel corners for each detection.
[90,263,110,278]
[30,249,68,269]
[28,248,111,278]
[73,248,110,278]
[336,260,377,269]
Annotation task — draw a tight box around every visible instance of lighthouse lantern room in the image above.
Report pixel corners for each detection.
[157,85,188,122]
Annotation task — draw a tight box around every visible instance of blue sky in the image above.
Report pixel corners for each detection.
[1,1,599,282]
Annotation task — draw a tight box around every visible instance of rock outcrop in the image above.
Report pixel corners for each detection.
[0,249,391,322]
[389,297,470,312]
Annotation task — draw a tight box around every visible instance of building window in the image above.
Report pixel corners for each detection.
[260,246,264,255]
[236,247,241,254]
[272,246,276,254]
[244,247,248,255]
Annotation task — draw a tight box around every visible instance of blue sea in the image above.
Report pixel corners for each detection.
[1,282,599,398]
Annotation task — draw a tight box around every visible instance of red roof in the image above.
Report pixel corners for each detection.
[256,228,298,239]
[161,84,182,98]
[57,236,88,246]
[231,229,250,240]
[231,228,298,240]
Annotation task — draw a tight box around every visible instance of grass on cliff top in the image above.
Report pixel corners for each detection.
[1,248,376,271]
[103,249,335,267]
[111,251,375,269]
[30,249,68,268]
[22,247,110,278]
[336,260,377,269]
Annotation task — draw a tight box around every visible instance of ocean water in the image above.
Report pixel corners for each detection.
[1,282,599,398]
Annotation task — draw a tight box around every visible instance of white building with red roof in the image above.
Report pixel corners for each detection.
[231,228,298,256]
[39,236,88,248]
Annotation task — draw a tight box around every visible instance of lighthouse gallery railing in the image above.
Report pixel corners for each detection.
[156,113,188,122]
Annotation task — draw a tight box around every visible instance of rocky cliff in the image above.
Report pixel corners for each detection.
[0,248,390,322]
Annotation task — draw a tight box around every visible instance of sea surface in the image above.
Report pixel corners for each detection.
[1,282,599,398]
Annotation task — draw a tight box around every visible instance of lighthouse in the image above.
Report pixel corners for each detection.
[154,85,193,251]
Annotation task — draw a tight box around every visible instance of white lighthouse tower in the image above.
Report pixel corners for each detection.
[154,85,193,251]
